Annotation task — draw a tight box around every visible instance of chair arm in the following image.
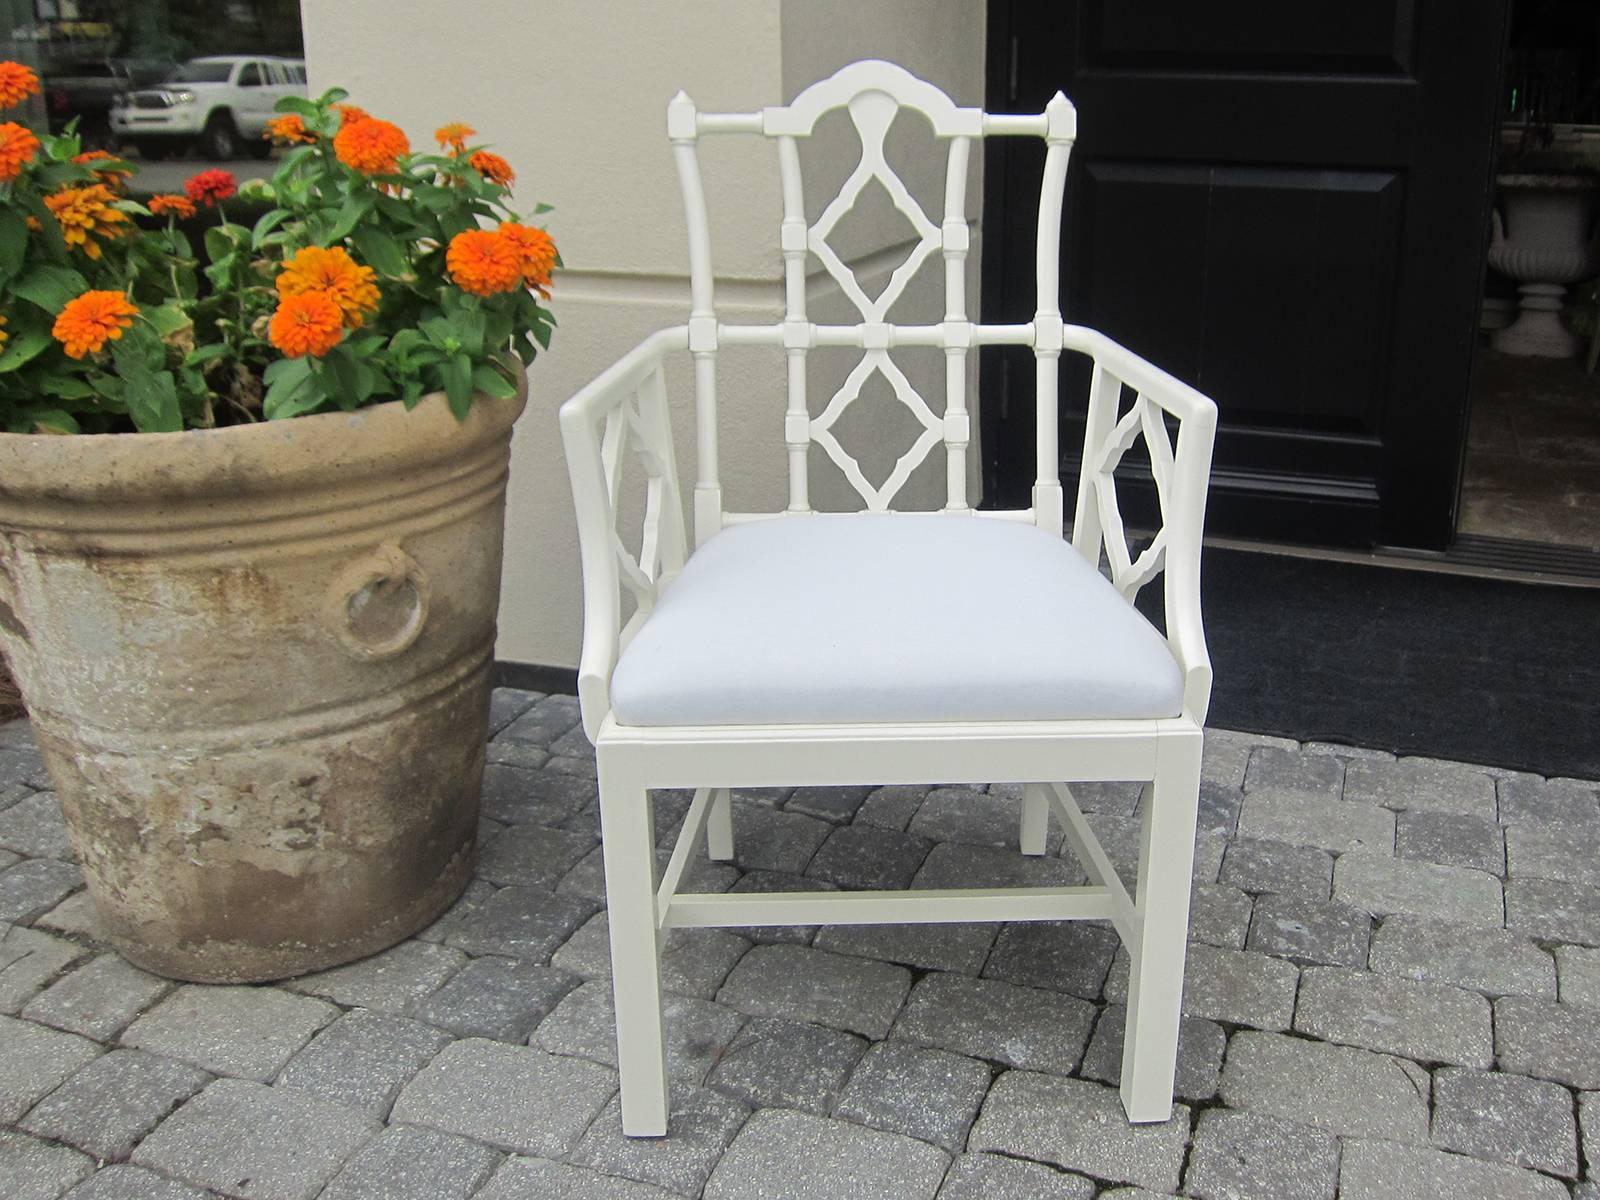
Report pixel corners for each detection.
[1062,325,1219,723]
[558,326,690,740]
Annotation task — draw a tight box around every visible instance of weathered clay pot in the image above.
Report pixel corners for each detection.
[0,380,527,982]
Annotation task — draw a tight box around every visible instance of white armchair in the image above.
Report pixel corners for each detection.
[559,60,1218,1137]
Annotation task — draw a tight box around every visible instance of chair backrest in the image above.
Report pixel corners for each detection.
[668,59,1077,543]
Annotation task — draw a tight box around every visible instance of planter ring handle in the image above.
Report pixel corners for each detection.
[323,541,430,661]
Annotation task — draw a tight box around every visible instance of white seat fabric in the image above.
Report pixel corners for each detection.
[610,514,1185,727]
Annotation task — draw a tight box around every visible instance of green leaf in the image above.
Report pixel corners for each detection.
[203,226,235,265]
[373,191,416,224]
[263,356,322,420]
[263,356,303,385]
[437,211,475,242]
[124,370,183,433]
[324,192,376,246]
[23,408,81,435]
[471,362,517,400]
[319,346,371,408]
[184,343,232,368]
[442,352,473,419]
[203,223,248,265]
[0,206,27,280]
[33,372,94,400]
[387,328,427,356]
[250,208,292,250]
[350,226,410,278]
[412,187,458,213]
[272,144,319,179]
[420,316,455,350]
[18,193,67,261]
[143,303,192,339]
[448,308,485,358]
[164,228,194,262]
[87,371,124,401]
[113,334,182,432]
[274,95,321,118]
[0,327,53,374]
[12,265,89,315]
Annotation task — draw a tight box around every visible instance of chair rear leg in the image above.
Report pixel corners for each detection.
[1020,783,1050,855]
[597,757,669,1136]
[1120,731,1202,1123]
[706,787,734,861]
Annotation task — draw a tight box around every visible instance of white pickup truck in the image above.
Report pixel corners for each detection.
[110,55,307,160]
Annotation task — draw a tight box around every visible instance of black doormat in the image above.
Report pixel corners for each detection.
[1190,547,1600,779]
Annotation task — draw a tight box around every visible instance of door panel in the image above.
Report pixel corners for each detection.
[981,1,1511,549]
[1087,1,1417,74]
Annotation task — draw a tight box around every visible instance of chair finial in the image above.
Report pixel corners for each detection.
[1044,91,1077,142]
[666,90,697,141]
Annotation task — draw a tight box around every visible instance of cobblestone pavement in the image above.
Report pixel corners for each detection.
[3,689,1600,1199]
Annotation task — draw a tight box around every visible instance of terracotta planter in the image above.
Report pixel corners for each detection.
[0,380,527,982]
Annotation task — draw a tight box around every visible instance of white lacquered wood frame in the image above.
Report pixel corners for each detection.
[558,60,1219,1138]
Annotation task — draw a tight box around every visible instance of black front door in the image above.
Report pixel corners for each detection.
[981,1,1511,549]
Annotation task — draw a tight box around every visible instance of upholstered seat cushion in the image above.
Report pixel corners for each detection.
[609,514,1185,727]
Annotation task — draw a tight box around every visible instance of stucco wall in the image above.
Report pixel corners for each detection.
[301,0,987,668]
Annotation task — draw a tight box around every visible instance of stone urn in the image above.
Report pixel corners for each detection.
[0,381,527,982]
[1488,172,1600,358]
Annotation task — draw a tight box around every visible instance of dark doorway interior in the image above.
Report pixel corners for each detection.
[1461,0,1600,555]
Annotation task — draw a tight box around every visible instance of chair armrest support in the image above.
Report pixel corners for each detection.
[559,326,691,739]
[1062,325,1219,723]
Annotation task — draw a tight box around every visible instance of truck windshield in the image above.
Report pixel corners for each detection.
[166,61,232,84]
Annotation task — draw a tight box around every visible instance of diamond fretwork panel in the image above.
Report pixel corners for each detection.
[811,352,942,511]
[1092,389,1176,599]
[807,90,941,323]
[803,89,948,509]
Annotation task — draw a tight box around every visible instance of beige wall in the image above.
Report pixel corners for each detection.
[301,1,987,668]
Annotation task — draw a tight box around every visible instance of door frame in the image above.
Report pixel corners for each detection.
[979,0,1513,551]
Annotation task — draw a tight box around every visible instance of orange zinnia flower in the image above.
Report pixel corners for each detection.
[0,62,39,109]
[333,103,369,128]
[265,113,315,145]
[0,314,8,355]
[499,222,557,296]
[275,245,380,329]
[446,229,523,297]
[468,150,514,187]
[73,150,133,191]
[334,116,408,175]
[147,193,197,220]
[0,121,40,182]
[52,290,139,359]
[434,122,475,152]
[45,183,132,260]
[184,168,237,207]
[268,291,344,358]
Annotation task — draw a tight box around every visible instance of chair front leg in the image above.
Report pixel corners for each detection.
[1020,783,1050,855]
[1120,731,1202,1123]
[597,756,669,1136]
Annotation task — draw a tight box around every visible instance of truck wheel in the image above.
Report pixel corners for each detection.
[199,113,239,160]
